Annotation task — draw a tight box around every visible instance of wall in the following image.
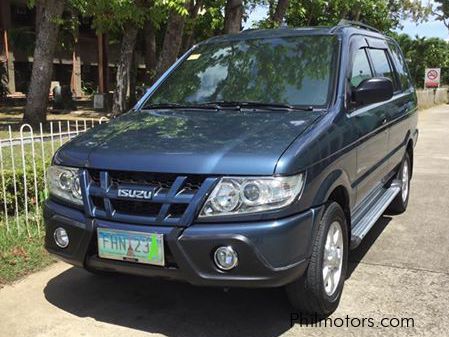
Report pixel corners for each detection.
[416,88,448,110]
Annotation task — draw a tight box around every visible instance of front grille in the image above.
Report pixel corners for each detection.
[91,196,104,211]
[85,169,217,226]
[111,199,163,217]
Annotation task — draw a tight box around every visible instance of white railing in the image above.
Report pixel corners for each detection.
[0,117,108,235]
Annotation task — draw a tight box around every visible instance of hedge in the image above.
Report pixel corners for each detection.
[0,162,48,216]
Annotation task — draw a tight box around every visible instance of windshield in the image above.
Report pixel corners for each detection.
[145,35,339,108]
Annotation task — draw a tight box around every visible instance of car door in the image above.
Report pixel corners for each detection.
[347,37,390,206]
[385,41,417,172]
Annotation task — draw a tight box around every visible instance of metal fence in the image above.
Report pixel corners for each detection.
[0,117,108,235]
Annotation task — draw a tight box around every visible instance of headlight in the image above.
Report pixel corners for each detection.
[47,165,83,206]
[200,174,305,217]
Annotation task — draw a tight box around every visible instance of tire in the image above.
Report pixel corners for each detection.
[286,202,348,317]
[387,153,411,214]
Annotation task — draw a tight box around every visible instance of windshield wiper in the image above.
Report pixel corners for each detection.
[202,101,315,111]
[142,101,316,112]
[142,103,219,110]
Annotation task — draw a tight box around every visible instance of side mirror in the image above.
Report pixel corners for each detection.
[353,77,394,106]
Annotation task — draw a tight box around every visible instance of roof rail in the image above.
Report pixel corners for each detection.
[334,19,381,33]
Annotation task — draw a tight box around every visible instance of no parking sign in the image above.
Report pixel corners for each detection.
[425,68,441,88]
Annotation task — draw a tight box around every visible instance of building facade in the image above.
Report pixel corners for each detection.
[0,0,146,98]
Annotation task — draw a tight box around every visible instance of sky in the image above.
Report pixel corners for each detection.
[244,3,449,41]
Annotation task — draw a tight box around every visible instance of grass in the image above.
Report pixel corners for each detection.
[0,217,55,286]
[1,139,55,170]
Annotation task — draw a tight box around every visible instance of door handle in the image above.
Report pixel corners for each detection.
[382,118,387,125]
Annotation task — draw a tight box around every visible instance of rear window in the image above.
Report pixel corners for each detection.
[388,43,412,90]
[369,49,398,91]
[146,35,339,108]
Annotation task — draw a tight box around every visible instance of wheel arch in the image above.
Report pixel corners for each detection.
[312,169,353,231]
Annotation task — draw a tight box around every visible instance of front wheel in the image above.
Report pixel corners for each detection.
[286,202,348,316]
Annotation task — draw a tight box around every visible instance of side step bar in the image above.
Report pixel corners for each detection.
[350,181,401,249]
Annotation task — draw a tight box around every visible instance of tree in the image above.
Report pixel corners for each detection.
[180,0,204,53]
[254,0,430,32]
[23,0,66,127]
[113,24,139,115]
[270,0,289,26]
[396,34,449,87]
[80,0,150,115]
[224,0,243,33]
[180,0,226,48]
[143,19,157,83]
[155,4,189,78]
[433,0,449,31]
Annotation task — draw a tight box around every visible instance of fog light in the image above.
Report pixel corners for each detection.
[54,227,69,248]
[214,246,238,271]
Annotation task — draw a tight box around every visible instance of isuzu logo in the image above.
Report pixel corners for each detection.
[117,188,154,200]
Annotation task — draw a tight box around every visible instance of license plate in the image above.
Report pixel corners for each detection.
[97,228,164,266]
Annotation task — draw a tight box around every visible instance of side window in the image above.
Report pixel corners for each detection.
[351,49,372,87]
[389,43,412,90]
[368,49,398,91]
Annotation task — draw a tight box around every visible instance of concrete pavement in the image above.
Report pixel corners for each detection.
[1,105,449,337]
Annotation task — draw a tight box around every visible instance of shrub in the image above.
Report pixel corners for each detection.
[0,162,48,216]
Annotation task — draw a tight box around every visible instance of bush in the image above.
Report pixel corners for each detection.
[0,162,48,216]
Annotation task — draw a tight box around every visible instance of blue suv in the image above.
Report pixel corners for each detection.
[44,21,418,316]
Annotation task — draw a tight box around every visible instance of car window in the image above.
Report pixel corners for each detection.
[146,35,339,108]
[388,43,412,90]
[368,49,398,90]
[351,49,372,87]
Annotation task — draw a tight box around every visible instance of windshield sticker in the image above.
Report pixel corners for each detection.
[187,54,201,60]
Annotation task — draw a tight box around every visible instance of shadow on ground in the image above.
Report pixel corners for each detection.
[348,215,392,277]
[43,215,393,336]
[44,269,294,337]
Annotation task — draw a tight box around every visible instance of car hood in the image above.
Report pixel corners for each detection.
[54,109,321,175]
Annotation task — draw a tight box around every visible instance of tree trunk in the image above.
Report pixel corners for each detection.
[143,20,157,84]
[23,0,65,127]
[224,0,243,34]
[271,0,289,26]
[112,24,139,116]
[155,9,187,79]
[180,0,203,53]
[129,52,137,107]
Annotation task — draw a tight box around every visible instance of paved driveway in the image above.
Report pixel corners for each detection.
[1,105,449,337]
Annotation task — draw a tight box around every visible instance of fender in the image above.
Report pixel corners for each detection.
[312,168,353,210]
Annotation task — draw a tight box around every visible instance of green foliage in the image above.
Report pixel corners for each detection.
[0,162,48,216]
[188,0,226,42]
[433,0,449,30]
[72,0,189,33]
[254,0,430,32]
[395,34,449,88]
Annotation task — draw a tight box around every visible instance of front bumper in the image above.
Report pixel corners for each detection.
[44,200,324,288]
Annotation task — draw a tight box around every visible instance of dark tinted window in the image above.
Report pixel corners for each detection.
[369,49,397,90]
[146,36,338,107]
[389,43,412,90]
[351,49,372,87]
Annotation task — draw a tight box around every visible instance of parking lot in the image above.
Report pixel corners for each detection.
[0,104,448,337]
